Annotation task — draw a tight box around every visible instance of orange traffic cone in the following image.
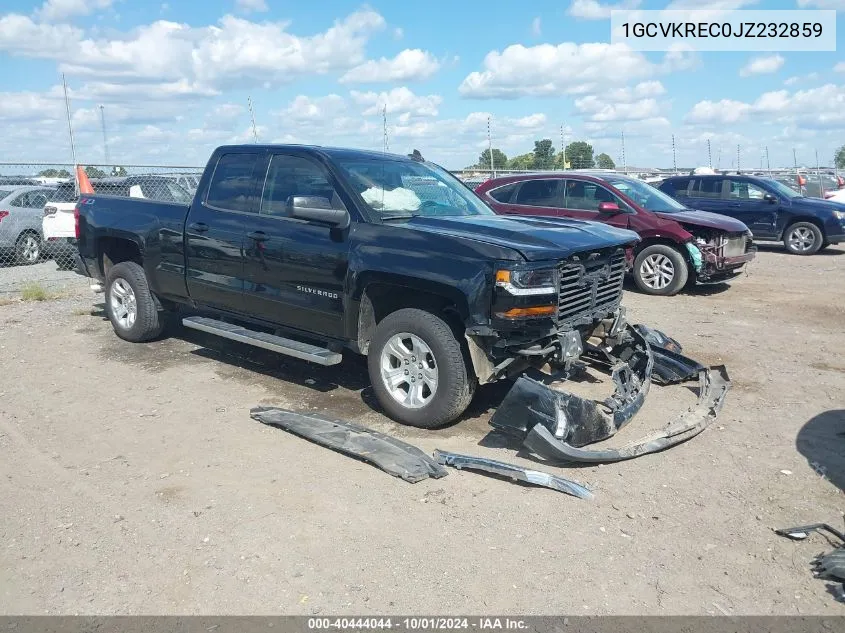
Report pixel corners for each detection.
[76,165,95,194]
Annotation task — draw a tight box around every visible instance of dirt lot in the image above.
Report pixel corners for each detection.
[0,247,844,615]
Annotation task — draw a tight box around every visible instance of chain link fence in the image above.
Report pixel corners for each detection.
[0,163,203,300]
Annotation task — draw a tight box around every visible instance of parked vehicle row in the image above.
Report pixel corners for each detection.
[0,175,193,267]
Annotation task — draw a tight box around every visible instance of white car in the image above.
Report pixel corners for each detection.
[824,188,845,204]
[42,181,79,269]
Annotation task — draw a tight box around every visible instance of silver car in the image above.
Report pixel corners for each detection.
[0,185,55,265]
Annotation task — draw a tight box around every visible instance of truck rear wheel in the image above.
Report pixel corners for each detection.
[368,308,476,428]
[105,261,163,343]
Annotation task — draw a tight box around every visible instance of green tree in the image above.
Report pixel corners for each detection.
[507,153,535,170]
[85,166,106,178]
[596,153,616,169]
[564,141,595,169]
[477,148,508,170]
[836,144,845,169]
[38,168,72,178]
[532,139,556,170]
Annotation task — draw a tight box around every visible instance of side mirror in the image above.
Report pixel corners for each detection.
[288,196,350,228]
[597,201,621,215]
[763,193,777,204]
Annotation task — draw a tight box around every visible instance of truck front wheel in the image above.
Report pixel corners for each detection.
[368,308,476,428]
[105,261,164,343]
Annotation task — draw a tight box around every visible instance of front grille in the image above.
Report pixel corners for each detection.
[558,248,626,326]
[723,235,747,257]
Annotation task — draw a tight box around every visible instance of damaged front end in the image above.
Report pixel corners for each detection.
[488,318,731,463]
[685,228,757,282]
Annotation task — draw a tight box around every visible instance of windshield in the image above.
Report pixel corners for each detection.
[765,178,801,198]
[0,189,12,199]
[605,176,687,213]
[335,157,494,218]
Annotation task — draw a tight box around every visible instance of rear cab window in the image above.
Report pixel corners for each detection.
[487,182,518,203]
[206,153,261,213]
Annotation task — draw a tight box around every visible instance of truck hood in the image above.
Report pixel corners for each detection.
[399,215,639,261]
[791,195,845,212]
[653,209,749,233]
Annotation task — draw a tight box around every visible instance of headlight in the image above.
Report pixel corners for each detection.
[495,267,556,295]
[833,210,845,221]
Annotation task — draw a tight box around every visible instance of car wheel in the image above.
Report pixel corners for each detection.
[784,222,823,255]
[633,244,689,296]
[368,308,476,428]
[15,232,41,265]
[105,261,163,342]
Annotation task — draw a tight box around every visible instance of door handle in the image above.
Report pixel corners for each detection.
[188,222,208,233]
[247,231,268,242]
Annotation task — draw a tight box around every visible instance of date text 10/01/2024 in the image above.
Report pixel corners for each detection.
[307,618,528,630]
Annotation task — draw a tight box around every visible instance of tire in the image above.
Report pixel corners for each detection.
[784,221,824,255]
[15,231,41,266]
[633,244,689,296]
[105,261,163,343]
[367,308,476,428]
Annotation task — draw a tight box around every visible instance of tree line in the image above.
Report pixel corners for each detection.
[470,139,616,171]
[37,166,128,178]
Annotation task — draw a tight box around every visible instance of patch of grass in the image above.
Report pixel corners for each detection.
[20,282,57,302]
[71,307,93,316]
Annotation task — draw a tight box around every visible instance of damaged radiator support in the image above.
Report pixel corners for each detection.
[489,324,731,463]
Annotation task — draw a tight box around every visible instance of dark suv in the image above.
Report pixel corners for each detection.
[659,174,845,255]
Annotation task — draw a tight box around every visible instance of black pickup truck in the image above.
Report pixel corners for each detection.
[74,145,642,428]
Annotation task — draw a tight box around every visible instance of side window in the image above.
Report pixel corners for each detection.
[260,155,344,217]
[563,180,619,211]
[513,179,562,207]
[9,193,28,208]
[206,153,260,213]
[663,178,690,196]
[727,180,766,201]
[691,178,723,199]
[488,182,518,203]
[30,191,49,208]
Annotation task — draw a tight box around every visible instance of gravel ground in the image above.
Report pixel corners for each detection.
[0,246,843,615]
[0,259,87,298]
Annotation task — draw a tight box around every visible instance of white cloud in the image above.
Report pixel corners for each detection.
[36,0,113,21]
[280,94,348,121]
[0,10,386,95]
[567,0,641,20]
[835,62,845,72]
[686,99,752,124]
[339,49,441,84]
[686,84,845,129]
[235,0,268,12]
[573,82,668,122]
[531,17,541,36]
[351,87,442,118]
[739,54,784,77]
[459,42,657,98]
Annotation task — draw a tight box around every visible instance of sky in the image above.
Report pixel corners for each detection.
[0,0,843,169]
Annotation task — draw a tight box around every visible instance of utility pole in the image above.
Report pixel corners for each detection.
[621,131,627,175]
[560,124,565,171]
[671,134,677,174]
[765,146,771,175]
[62,73,79,196]
[717,146,721,170]
[793,147,798,170]
[816,148,823,196]
[487,116,494,175]
[707,139,712,169]
[247,96,258,143]
[736,144,741,173]
[382,105,389,153]
[99,105,110,166]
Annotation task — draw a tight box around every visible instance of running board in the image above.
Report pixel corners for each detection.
[182,316,342,366]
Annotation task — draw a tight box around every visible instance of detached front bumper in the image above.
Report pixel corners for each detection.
[489,323,731,463]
